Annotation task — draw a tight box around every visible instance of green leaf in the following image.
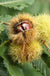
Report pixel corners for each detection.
[42,45,50,56]
[21,63,43,76]
[0,57,10,76]
[0,15,12,22]
[21,0,50,15]
[0,45,7,56]
[0,0,34,10]
[33,58,50,76]
[0,22,5,33]
[0,0,50,16]
[4,59,24,76]
[4,57,43,76]
[0,25,8,56]
[0,0,50,19]
[0,40,9,56]
[0,29,9,56]
[41,54,50,68]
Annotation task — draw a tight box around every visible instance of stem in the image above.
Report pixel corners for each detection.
[0,20,10,25]
[21,42,26,57]
[3,22,10,25]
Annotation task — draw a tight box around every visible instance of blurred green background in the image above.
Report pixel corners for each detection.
[0,0,50,16]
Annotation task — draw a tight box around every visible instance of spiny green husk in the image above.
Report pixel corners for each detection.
[8,40,43,63]
[34,14,50,47]
[8,13,50,63]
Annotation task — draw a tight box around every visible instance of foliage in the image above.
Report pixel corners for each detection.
[4,58,43,76]
[33,58,50,76]
[0,0,34,10]
[0,57,10,76]
[0,0,50,76]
